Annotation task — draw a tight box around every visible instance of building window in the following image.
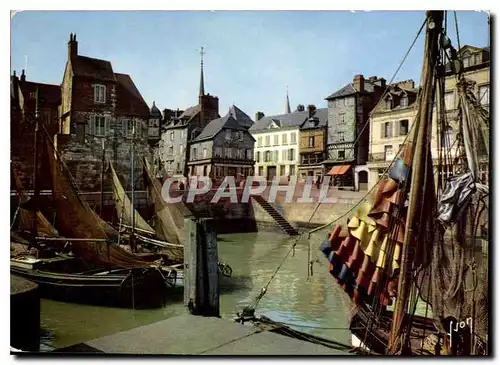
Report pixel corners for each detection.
[385,98,392,110]
[291,132,297,144]
[246,149,252,160]
[255,151,260,162]
[274,150,279,162]
[265,136,270,146]
[123,119,136,137]
[192,148,197,160]
[384,145,393,160]
[280,165,286,175]
[258,166,264,176]
[288,148,295,161]
[180,145,183,155]
[308,136,315,147]
[225,129,231,141]
[463,56,470,68]
[384,122,391,138]
[338,150,345,159]
[282,150,287,161]
[338,131,345,142]
[265,151,270,162]
[238,131,244,141]
[289,165,296,176]
[203,148,207,159]
[274,135,279,145]
[400,96,408,107]
[474,53,481,65]
[257,136,263,147]
[169,146,173,155]
[478,85,489,106]
[90,115,107,137]
[93,84,106,103]
[226,147,232,158]
[282,133,288,145]
[215,146,222,157]
[441,125,454,148]
[170,131,174,141]
[339,114,345,124]
[191,130,198,140]
[444,91,455,110]
[399,119,409,135]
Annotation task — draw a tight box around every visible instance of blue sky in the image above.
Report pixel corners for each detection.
[11,11,489,118]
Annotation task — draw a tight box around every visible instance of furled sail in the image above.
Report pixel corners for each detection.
[44,131,149,269]
[109,162,155,234]
[142,157,188,259]
[11,165,59,238]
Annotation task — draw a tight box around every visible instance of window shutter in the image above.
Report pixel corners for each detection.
[136,120,141,137]
[395,121,400,137]
[88,115,95,135]
[380,123,385,139]
[105,116,110,136]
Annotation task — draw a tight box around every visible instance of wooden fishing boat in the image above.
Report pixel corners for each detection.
[10,90,171,309]
[10,255,168,309]
[320,11,489,355]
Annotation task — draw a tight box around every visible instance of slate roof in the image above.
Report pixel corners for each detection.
[71,55,116,82]
[325,80,378,100]
[151,101,162,117]
[115,73,150,117]
[227,105,254,129]
[18,81,61,106]
[249,110,310,133]
[299,108,328,130]
[193,114,247,141]
[179,105,201,119]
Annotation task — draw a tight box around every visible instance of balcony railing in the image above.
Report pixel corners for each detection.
[369,152,394,162]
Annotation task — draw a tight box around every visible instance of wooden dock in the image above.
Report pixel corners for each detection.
[54,315,349,355]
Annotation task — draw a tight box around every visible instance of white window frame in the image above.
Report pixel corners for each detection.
[282,133,288,145]
[257,136,262,147]
[290,132,297,144]
[93,84,106,103]
[123,119,136,138]
[478,84,489,106]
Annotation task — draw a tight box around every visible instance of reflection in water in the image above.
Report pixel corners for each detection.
[40,231,352,350]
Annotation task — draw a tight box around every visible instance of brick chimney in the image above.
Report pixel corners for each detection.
[68,33,78,60]
[307,104,316,118]
[375,78,387,88]
[296,104,305,112]
[353,74,365,93]
[255,111,265,121]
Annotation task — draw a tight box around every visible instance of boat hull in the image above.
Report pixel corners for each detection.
[10,265,168,309]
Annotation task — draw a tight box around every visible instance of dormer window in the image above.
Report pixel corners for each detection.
[400,96,408,107]
[93,84,106,103]
[385,98,392,110]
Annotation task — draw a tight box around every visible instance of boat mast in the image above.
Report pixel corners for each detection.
[31,86,40,247]
[130,123,136,252]
[387,10,444,354]
[100,139,105,217]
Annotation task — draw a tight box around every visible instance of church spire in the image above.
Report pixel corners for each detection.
[199,46,205,97]
[285,86,291,114]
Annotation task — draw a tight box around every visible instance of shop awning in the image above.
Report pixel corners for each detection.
[327,165,351,176]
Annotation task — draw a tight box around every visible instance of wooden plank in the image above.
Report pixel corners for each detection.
[183,217,197,309]
[200,218,219,317]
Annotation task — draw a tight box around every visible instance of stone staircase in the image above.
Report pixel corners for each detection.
[251,195,300,236]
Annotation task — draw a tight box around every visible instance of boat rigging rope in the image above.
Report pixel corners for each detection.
[454,11,461,52]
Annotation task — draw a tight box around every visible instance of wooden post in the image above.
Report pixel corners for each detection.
[183,217,220,317]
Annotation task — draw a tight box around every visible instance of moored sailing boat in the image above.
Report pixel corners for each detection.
[10,90,169,309]
[320,11,489,355]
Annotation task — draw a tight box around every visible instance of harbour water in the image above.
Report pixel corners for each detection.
[39,230,353,350]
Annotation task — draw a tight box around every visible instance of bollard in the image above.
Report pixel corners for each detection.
[183,217,220,317]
